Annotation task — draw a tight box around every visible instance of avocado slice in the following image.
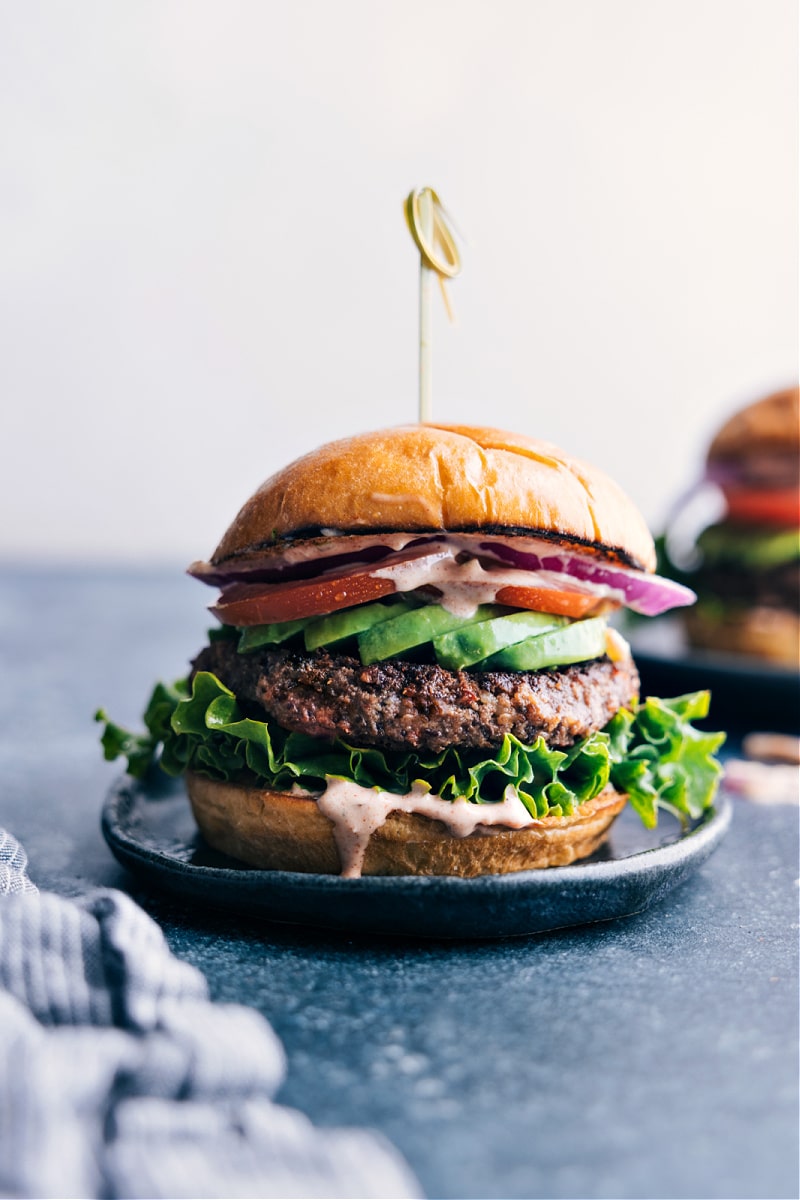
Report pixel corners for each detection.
[482,617,608,671]
[304,597,413,650]
[358,603,508,665]
[433,610,568,670]
[238,618,310,653]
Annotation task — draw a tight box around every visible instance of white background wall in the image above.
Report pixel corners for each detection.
[2,0,797,565]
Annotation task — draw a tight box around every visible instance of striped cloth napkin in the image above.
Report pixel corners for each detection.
[0,829,420,1199]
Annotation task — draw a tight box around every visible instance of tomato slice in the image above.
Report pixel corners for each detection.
[210,545,616,627]
[212,573,394,626]
[211,547,449,626]
[723,486,800,527]
[494,584,612,618]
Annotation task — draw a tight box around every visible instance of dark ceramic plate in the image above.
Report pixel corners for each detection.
[102,775,731,939]
[625,617,800,734]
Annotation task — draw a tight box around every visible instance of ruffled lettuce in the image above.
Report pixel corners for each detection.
[96,672,725,829]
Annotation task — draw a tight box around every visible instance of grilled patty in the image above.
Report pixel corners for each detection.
[192,639,639,754]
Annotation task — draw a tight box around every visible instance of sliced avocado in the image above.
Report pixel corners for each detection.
[304,597,413,650]
[433,610,568,670]
[481,617,608,671]
[238,618,310,653]
[358,603,508,665]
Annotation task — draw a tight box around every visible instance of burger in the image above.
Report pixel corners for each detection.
[98,423,724,878]
[662,385,799,667]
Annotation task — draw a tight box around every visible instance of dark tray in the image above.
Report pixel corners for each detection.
[102,775,731,939]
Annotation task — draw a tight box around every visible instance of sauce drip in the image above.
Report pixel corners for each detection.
[316,778,542,878]
[372,553,610,618]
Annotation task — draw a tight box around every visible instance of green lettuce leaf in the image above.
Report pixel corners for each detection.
[605,692,725,828]
[96,671,725,827]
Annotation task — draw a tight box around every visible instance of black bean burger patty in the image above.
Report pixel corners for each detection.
[192,639,639,754]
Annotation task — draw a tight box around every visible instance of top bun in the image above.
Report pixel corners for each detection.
[213,423,657,572]
[708,385,799,462]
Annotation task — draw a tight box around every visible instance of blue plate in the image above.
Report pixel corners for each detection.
[102,776,731,939]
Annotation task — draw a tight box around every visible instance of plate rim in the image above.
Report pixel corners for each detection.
[102,773,732,894]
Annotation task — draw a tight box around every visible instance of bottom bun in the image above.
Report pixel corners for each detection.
[186,772,628,878]
[685,605,800,667]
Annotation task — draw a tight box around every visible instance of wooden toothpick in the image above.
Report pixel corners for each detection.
[417,189,435,423]
[404,188,462,424]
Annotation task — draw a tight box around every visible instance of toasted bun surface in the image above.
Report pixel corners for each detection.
[212,424,656,572]
[186,772,627,877]
[708,386,800,462]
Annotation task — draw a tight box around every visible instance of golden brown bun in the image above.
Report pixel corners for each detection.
[708,385,799,461]
[212,424,656,572]
[186,772,628,877]
[685,604,800,668]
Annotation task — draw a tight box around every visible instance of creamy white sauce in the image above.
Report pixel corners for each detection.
[289,782,321,797]
[316,777,542,878]
[197,532,609,578]
[196,531,630,624]
[189,533,427,580]
[372,552,609,617]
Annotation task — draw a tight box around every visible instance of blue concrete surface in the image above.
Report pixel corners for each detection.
[1,565,797,1199]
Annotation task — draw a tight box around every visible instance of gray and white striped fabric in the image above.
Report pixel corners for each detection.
[0,829,420,1199]
[0,828,38,895]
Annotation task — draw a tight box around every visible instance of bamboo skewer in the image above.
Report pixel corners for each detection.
[404,188,462,424]
[418,190,434,423]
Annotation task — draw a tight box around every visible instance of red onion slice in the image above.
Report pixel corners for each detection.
[190,532,695,617]
[188,535,443,587]
[479,542,695,616]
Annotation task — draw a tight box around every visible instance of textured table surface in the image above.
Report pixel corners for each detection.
[2,565,798,1200]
